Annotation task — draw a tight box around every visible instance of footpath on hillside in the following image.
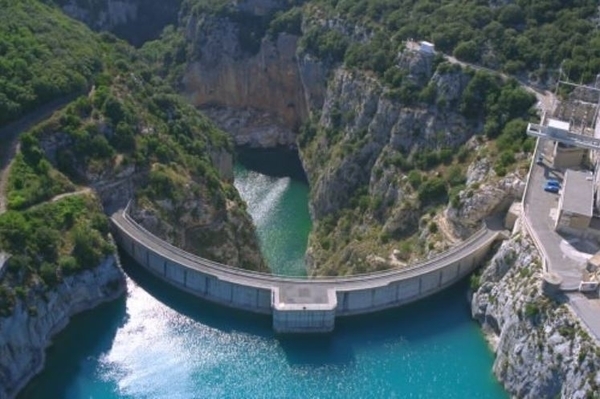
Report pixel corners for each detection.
[0,96,77,214]
[0,96,78,274]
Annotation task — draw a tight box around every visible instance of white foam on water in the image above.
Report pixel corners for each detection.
[234,170,290,228]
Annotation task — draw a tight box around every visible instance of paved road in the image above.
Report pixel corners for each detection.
[405,41,556,113]
[112,208,502,291]
[522,139,600,340]
[523,140,588,289]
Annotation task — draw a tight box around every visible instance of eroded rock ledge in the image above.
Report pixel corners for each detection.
[472,221,600,398]
[0,256,125,399]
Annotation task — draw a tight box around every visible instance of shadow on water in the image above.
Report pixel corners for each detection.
[17,295,128,399]
[236,146,308,183]
[278,334,356,366]
[122,248,479,367]
[119,250,273,337]
[335,278,475,343]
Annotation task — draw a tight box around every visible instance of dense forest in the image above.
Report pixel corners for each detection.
[171,0,600,86]
[0,0,253,315]
[0,0,103,125]
[303,0,600,84]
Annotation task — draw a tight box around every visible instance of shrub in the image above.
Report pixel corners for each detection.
[59,256,80,276]
[418,177,448,205]
[470,274,481,291]
[40,262,59,286]
[524,302,540,318]
[407,170,422,189]
[428,222,438,234]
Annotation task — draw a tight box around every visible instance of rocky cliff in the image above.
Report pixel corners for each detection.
[445,142,527,238]
[174,1,532,275]
[0,256,125,399]
[302,65,472,220]
[182,16,308,148]
[56,0,181,45]
[472,220,600,398]
[298,60,487,275]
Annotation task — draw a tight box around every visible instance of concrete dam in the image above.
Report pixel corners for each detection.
[111,209,504,333]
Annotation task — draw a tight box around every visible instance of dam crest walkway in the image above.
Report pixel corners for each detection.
[111,208,506,333]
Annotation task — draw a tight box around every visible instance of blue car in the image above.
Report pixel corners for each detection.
[546,179,560,188]
[544,183,559,193]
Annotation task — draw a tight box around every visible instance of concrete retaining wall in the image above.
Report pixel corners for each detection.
[335,244,490,316]
[272,309,336,333]
[111,212,500,332]
[117,231,273,314]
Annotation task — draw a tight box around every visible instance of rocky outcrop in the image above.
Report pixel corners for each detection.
[295,56,484,274]
[444,159,525,238]
[33,77,266,272]
[61,0,138,28]
[201,106,297,149]
[183,13,308,147]
[0,256,125,399]
[472,220,600,398]
[303,66,472,219]
[130,191,267,272]
[446,154,526,238]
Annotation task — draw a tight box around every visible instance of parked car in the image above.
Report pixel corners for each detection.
[536,155,544,165]
[544,183,560,193]
[546,179,560,187]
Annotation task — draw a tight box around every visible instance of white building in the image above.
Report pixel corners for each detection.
[419,41,435,54]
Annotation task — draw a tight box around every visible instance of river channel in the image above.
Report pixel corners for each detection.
[19,153,507,398]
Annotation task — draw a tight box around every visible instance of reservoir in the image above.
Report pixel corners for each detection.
[19,155,507,398]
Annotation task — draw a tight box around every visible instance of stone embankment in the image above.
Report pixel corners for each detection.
[0,256,125,399]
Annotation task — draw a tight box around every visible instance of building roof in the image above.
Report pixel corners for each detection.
[548,118,570,131]
[561,170,594,217]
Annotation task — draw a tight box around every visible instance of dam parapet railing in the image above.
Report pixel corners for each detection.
[111,203,503,333]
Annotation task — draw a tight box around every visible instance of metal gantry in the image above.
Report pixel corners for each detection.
[526,78,600,151]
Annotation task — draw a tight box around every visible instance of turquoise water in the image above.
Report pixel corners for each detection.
[19,163,507,399]
[234,163,311,277]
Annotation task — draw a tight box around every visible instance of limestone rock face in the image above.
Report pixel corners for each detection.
[201,106,297,149]
[183,15,308,147]
[304,67,472,220]
[446,157,525,238]
[0,257,125,399]
[472,222,600,399]
[62,0,138,28]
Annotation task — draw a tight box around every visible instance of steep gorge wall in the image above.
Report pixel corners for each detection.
[472,221,600,398]
[182,17,310,147]
[0,256,125,399]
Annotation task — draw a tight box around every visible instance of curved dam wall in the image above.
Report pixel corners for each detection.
[111,210,502,333]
